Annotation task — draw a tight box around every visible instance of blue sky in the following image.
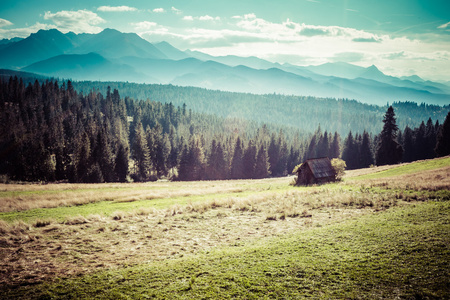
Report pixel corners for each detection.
[0,0,449,80]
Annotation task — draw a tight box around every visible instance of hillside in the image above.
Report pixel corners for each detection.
[72,80,450,135]
[0,157,449,298]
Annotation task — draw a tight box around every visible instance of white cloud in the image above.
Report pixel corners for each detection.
[171,7,182,15]
[44,10,105,33]
[97,6,137,12]
[132,21,157,31]
[153,8,165,13]
[134,12,450,80]
[0,22,56,39]
[199,15,215,21]
[0,18,13,27]
[183,15,220,22]
[438,22,450,29]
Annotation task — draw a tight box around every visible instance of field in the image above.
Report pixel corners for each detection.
[1,157,449,299]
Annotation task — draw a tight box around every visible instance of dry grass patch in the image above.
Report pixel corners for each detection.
[347,165,450,192]
[0,178,289,213]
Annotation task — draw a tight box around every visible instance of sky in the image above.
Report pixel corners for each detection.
[0,0,449,81]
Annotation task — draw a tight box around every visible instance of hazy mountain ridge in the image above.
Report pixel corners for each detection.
[0,28,449,106]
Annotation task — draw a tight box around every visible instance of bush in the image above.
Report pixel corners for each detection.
[331,158,346,181]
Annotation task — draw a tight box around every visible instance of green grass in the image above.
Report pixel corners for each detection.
[4,201,448,299]
[351,156,450,180]
[0,187,302,224]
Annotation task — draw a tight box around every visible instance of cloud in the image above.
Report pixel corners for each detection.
[331,52,365,63]
[199,15,215,21]
[132,21,157,31]
[383,51,406,60]
[171,7,182,15]
[438,22,450,29]
[153,8,165,13]
[352,37,381,43]
[0,22,56,39]
[97,6,137,12]
[44,10,105,33]
[183,15,220,22]
[0,18,13,27]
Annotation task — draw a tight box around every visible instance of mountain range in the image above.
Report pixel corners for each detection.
[0,28,449,106]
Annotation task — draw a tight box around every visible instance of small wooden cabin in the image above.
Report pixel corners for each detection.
[296,157,336,186]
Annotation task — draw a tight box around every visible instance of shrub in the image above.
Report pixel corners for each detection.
[331,158,346,181]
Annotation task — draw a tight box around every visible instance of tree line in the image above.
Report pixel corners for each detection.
[0,77,306,182]
[1,76,448,183]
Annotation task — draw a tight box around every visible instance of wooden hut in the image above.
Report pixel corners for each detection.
[296,157,336,186]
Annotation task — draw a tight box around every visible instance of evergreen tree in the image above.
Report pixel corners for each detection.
[115,143,129,182]
[402,126,414,162]
[206,139,228,180]
[414,121,427,160]
[376,106,403,166]
[304,134,317,161]
[254,144,270,179]
[316,131,329,158]
[132,122,151,181]
[74,132,92,183]
[342,131,358,169]
[329,132,340,159]
[267,134,280,175]
[435,111,450,157]
[92,128,115,182]
[424,118,436,159]
[242,140,257,179]
[189,137,206,181]
[230,137,244,179]
[359,131,374,168]
[177,143,191,181]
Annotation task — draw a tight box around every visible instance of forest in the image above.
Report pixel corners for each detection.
[0,76,449,183]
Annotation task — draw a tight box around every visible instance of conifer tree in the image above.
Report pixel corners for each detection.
[243,140,257,179]
[435,111,450,157]
[359,131,374,168]
[115,143,129,182]
[402,126,414,162]
[132,122,151,181]
[189,137,206,181]
[342,131,358,169]
[329,132,341,159]
[254,144,270,179]
[230,137,244,179]
[177,143,191,181]
[376,106,403,166]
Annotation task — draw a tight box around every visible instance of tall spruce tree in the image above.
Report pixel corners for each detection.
[254,144,270,179]
[132,122,151,181]
[329,132,340,159]
[230,137,244,179]
[115,143,129,182]
[342,131,358,169]
[242,140,257,179]
[359,131,374,168]
[435,111,450,157]
[376,106,403,166]
[402,126,414,162]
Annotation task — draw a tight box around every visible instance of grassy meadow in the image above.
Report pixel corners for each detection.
[0,157,449,299]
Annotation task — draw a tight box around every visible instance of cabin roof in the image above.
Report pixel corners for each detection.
[302,157,335,179]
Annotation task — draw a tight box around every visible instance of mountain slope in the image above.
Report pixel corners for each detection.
[153,41,189,60]
[23,52,150,82]
[0,29,76,68]
[72,28,167,59]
